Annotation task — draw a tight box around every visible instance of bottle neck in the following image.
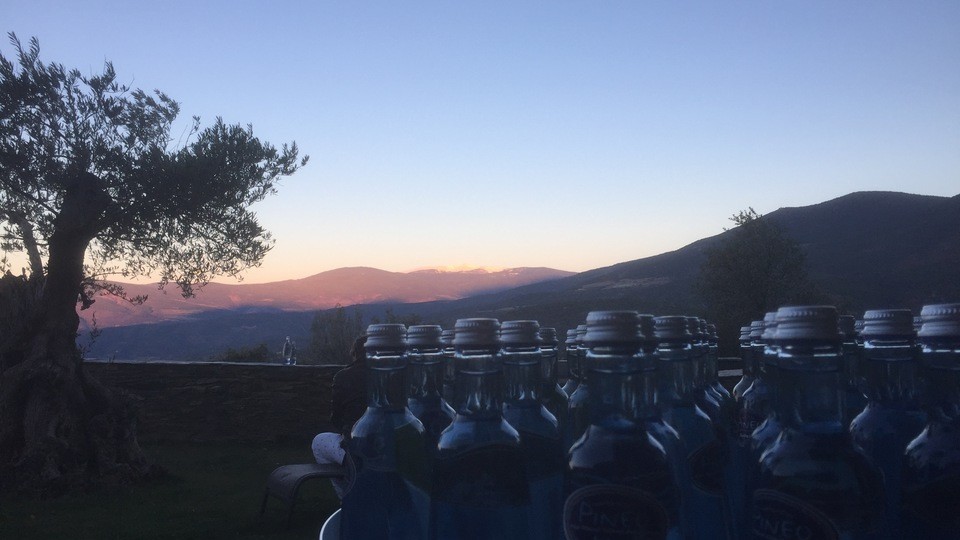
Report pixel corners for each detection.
[451,347,504,419]
[861,339,921,405]
[366,349,409,411]
[540,345,559,387]
[777,341,845,433]
[740,342,754,376]
[502,346,543,404]
[587,343,661,424]
[657,341,700,405]
[407,348,445,402]
[920,341,960,424]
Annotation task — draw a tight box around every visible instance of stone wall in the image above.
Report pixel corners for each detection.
[85,361,340,444]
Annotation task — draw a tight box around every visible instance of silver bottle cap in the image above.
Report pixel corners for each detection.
[861,309,915,338]
[453,318,501,347]
[576,324,588,345]
[638,314,656,343]
[539,327,558,347]
[501,320,542,345]
[406,325,443,347]
[740,326,753,341]
[584,311,641,344]
[440,329,455,346]
[684,317,702,341]
[749,320,764,340]
[565,329,578,347]
[918,303,960,338]
[773,306,841,341]
[655,316,692,341]
[365,323,407,348]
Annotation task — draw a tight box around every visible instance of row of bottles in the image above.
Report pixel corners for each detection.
[337,302,959,539]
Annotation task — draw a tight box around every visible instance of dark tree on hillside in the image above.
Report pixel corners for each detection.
[696,208,819,354]
[307,304,364,365]
[0,35,307,494]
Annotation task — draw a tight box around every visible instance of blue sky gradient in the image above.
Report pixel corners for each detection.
[4,2,958,281]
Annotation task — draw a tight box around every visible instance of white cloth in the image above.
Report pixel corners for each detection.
[311,432,348,499]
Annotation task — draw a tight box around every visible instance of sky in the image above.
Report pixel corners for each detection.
[3,2,959,283]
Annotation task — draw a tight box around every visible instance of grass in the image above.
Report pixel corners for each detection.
[0,441,340,539]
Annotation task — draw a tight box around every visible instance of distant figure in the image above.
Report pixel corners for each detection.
[282,336,297,365]
[311,334,368,498]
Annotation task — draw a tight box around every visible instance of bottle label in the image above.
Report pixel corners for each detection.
[751,489,839,540]
[563,484,669,540]
[688,438,724,495]
[739,410,764,441]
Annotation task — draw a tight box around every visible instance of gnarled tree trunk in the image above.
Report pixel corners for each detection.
[0,175,157,496]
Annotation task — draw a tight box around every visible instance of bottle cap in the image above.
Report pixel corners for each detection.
[749,320,764,340]
[913,316,923,333]
[684,317,702,341]
[773,306,841,341]
[365,323,407,349]
[453,318,500,347]
[576,324,588,345]
[638,314,657,343]
[707,323,718,341]
[440,329,454,347]
[565,329,578,347]
[500,320,542,345]
[406,325,442,347]
[861,309,915,338]
[838,315,856,341]
[655,316,692,341]
[739,326,753,342]
[918,303,960,338]
[539,327,558,347]
[584,311,641,344]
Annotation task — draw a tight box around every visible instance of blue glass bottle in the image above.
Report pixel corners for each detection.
[903,303,960,539]
[537,326,568,428]
[341,324,429,540]
[849,309,927,538]
[733,324,757,402]
[565,323,591,451]
[500,320,564,540]
[750,314,783,463]
[561,328,579,396]
[564,311,683,540]
[406,325,455,456]
[703,321,735,430]
[655,316,728,540]
[440,328,455,403]
[430,318,531,540]
[750,306,884,540]
[839,315,867,425]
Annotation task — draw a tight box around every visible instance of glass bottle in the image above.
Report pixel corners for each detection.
[430,318,530,540]
[565,323,591,451]
[750,306,884,540]
[739,313,778,449]
[733,324,757,402]
[440,328,455,402]
[406,325,455,455]
[849,309,927,538]
[342,323,429,540]
[500,320,563,540]
[564,311,683,540]
[561,328,579,395]
[750,313,783,462]
[538,326,568,426]
[655,316,728,540]
[903,303,960,539]
[839,315,866,425]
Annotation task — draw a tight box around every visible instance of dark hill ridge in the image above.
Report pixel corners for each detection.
[84,191,960,360]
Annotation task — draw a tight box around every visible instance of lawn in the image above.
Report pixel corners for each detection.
[0,441,340,539]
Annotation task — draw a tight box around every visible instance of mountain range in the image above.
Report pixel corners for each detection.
[82,191,960,361]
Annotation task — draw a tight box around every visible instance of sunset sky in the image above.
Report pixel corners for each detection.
[4,2,958,283]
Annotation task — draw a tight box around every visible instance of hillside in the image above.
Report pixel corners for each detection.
[79,266,573,328]
[83,191,960,360]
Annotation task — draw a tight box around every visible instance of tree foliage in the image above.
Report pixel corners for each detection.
[307,304,365,365]
[696,208,818,352]
[0,34,306,494]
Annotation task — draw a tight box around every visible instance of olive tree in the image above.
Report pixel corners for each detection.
[0,34,307,494]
